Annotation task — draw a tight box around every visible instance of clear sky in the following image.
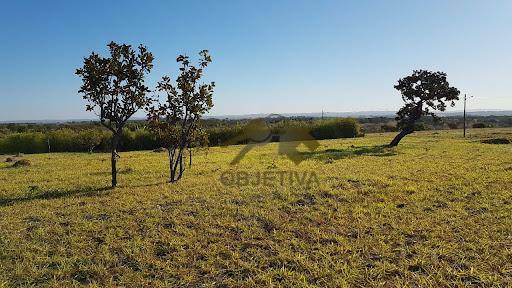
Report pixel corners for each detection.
[0,0,511,121]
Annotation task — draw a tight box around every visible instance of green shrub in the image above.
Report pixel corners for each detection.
[48,129,78,152]
[473,123,490,128]
[12,159,31,167]
[120,128,159,151]
[0,132,47,154]
[208,125,246,145]
[447,122,459,129]
[310,118,362,140]
[77,129,110,152]
[481,138,511,144]
[381,123,397,132]
[0,129,111,154]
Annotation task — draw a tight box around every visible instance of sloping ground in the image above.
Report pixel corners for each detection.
[0,129,511,287]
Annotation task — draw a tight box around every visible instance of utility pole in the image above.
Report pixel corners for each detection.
[321,110,324,120]
[463,94,467,137]
[463,94,474,138]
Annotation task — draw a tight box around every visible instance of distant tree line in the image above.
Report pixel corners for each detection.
[3,115,512,134]
[1,114,510,155]
[0,118,362,154]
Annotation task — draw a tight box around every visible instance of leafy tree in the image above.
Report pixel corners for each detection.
[147,50,214,182]
[389,70,460,147]
[76,42,154,187]
[79,129,105,153]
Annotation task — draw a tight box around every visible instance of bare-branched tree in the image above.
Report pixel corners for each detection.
[389,70,460,147]
[76,41,154,187]
[147,50,214,182]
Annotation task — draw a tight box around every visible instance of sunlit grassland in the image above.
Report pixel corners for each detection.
[1,128,511,287]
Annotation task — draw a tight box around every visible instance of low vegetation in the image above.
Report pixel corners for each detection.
[0,118,362,154]
[481,137,511,145]
[473,122,491,129]
[1,128,511,286]
[11,159,31,167]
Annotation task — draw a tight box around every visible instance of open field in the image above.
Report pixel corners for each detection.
[0,128,511,287]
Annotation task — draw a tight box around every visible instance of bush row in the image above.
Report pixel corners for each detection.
[309,118,363,139]
[208,118,362,145]
[0,129,160,154]
[0,118,362,154]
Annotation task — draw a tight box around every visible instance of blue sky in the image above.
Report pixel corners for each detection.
[0,0,511,121]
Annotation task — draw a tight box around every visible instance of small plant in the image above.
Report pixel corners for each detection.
[481,138,511,144]
[12,159,31,167]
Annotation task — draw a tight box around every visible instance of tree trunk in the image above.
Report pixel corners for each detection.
[111,135,119,188]
[168,148,186,183]
[169,148,175,183]
[189,148,192,167]
[178,153,184,179]
[388,127,413,147]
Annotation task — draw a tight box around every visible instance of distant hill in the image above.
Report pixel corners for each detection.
[206,110,512,120]
[2,110,512,124]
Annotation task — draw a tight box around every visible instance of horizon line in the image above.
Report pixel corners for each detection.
[1,109,512,124]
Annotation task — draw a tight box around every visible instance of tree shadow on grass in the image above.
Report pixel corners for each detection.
[0,186,112,207]
[125,181,167,189]
[302,144,397,161]
[89,167,135,176]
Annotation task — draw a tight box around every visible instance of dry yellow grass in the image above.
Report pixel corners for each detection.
[0,128,511,287]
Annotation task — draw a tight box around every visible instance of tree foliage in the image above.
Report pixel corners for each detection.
[147,50,214,182]
[389,70,460,147]
[76,41,154,187]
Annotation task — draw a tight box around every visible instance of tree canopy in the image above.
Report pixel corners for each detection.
[147,50,214,182]
[76,41,154,187]
[389,70,460,146]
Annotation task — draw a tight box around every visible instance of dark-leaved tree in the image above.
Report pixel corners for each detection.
[76,42,154,187]
[389,70,460,147]
[147,50,214,183]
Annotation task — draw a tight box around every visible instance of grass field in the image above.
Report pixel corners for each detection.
[1,128,511,287]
